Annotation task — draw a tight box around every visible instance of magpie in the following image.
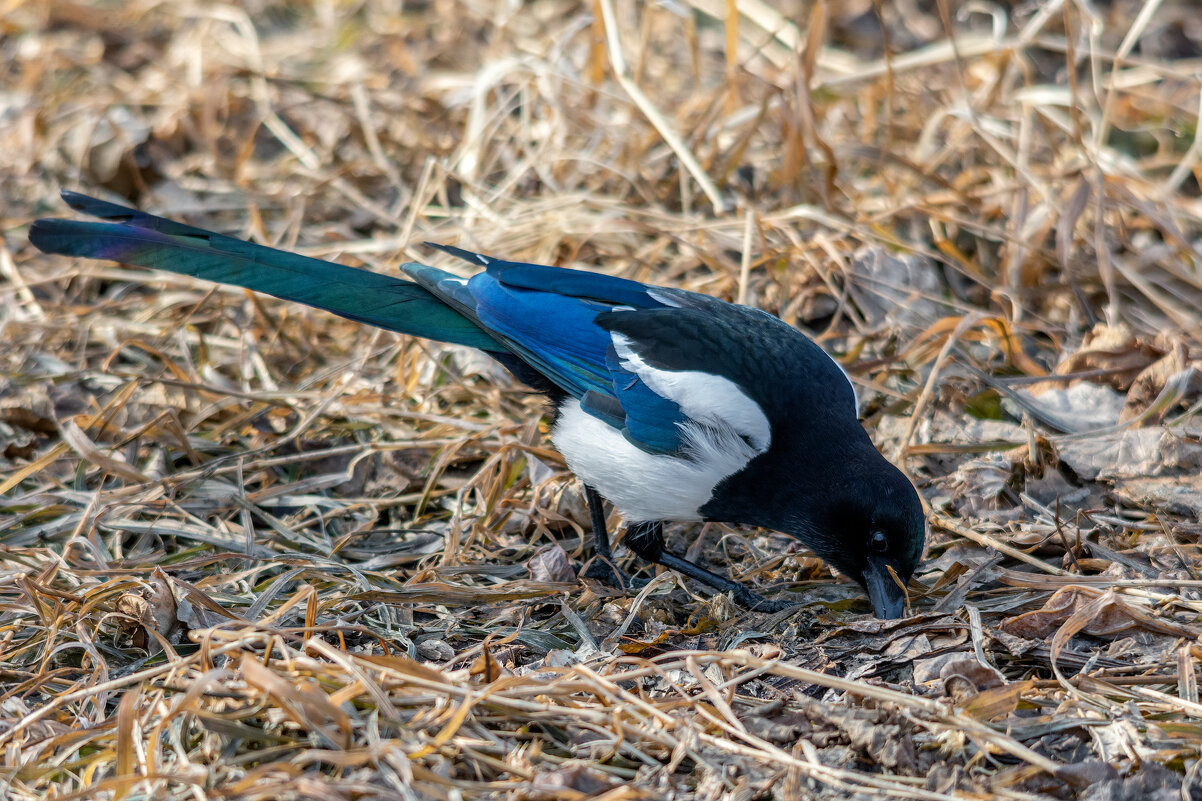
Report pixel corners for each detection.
[28,191,925,618]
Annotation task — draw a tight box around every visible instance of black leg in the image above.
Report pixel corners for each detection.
[585,485,614,563]
[580,485,647,591]
[624,521,795,612]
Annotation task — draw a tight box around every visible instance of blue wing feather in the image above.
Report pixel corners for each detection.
[603,342,688,453]
[488,260,663,308]
[468,272,614,399]
[428,242,660,307]
[427,249,692,454]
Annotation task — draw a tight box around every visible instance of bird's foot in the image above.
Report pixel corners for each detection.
[730,586,801,613]
[581,559,650,593]
[649,549,798,613]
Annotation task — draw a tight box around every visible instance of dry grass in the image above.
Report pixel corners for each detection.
[4,0,1202,798]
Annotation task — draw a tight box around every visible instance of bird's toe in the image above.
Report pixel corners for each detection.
[732,587,800,614]
[581,559,650,592]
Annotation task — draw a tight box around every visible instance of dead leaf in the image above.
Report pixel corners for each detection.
[1055,759,1119,788]
[1110,474,1202,519]
[961,680,1035,722]
[618,629,671,654]
[1089,717,1155,764]
[529,763,615,796]
[1121,343,1199,421]
[1076,763,1180,801]
[1012,382,1126,431]
[1031,323,1163,394]
[740,704,805,744]
[848,247,948,329]
[802,700,917,772]
[415,638,454,662]
[932,455,1023,521]
[59,419,150,484]
[239,653,351,749]
[1001,586,1201,641]
[113,568,180,654]
[939,657,1005,704]
[527,543,576,583]
[1055,426,1202,481]
[0,406,58,435]
[470,635,503,683]
[3,441,37,460]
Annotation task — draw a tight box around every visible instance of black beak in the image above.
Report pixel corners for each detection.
[863,555,906,619]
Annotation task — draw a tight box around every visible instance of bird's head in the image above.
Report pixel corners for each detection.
[796,464,925,618]
[708,449,926,618]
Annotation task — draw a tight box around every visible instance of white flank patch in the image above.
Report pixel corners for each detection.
[553,399,762,523]
[611,333,772,451]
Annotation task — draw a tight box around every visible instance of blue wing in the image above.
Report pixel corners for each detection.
[426,246,694,455]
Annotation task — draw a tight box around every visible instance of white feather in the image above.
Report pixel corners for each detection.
[553,398,762,523]
[610,333,772,451]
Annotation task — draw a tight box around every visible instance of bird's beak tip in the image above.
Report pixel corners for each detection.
[864,556,907,620]
[871,593,906,620]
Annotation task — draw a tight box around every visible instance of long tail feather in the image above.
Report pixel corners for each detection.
[29,192,503,352]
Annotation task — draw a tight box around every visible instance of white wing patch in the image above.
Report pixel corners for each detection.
[551,332,773,522]
[610,333,771,452]
[553,399,760,522]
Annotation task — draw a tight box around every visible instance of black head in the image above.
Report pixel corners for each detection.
[800,462,925,618]
[706,448,925,619]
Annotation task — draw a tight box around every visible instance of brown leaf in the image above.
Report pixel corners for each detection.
[961,680,1036,722]
[470,635,503,683]
[618,629,671,654]
[1121,342,1202,423]
[240,653,351,749]
[1001,586,1201,641]
[3,441,37,460]
[115,594,153,650]
[147,568,180,636]
[1030,322,1163,394]
[527,543,576,583]
[530,763,614,796]
[0,407,58,435]
[114,569,180,654]
[939,658,1005,704]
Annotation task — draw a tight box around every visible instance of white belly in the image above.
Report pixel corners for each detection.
[551,398,759,523]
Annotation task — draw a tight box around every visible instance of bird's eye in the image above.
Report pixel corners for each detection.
[869,531,889,553]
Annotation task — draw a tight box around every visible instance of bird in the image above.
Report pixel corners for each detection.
[29,190,925,618]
